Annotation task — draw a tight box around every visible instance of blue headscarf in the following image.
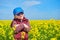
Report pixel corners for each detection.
[13,7,24,15]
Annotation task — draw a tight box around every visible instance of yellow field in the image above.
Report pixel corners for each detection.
[0,20,60,40]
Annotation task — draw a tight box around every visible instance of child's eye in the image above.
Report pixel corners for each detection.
[17,14,20,16]
[16,12,24,16]
[17,13,20,16]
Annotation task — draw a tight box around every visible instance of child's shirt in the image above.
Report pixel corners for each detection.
[11,17,30,33]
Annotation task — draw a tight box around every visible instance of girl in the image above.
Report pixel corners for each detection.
[11,7,30,40]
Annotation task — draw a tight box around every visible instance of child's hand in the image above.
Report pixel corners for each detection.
[14,24,20,27]
[12,24,20,30]
[15,24,24,33]
[12,27,16,31]
[23,24,29,28]
[22,23,28,28]
[22,23,30,32]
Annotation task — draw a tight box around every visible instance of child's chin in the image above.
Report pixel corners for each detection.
[20,19,23,20]
[18,18,19,19]
[17,18,22,20]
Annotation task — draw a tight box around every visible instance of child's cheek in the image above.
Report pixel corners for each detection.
[19,17,24,19]
[21,17,24,19]
[17,16,21,19]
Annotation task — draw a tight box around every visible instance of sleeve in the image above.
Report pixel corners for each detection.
[24,20,31,32]
[10,20,17,30]
[11,21,17,27]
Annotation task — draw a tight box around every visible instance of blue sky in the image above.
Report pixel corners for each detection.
[0,0,60,20]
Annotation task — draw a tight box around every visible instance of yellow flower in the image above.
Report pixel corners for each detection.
[21,32,25,39]
[0,28,5,36]
[12,25,16,30]
[50,38,57,40]
[31,38,37,40]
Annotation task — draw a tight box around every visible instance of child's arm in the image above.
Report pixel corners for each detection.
[11,21,23,33]
[11,21,17,30]
[23,20,30,32]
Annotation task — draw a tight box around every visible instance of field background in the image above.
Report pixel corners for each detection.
[0,20,60,40]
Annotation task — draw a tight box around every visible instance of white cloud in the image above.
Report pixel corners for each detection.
[22,1,41,7]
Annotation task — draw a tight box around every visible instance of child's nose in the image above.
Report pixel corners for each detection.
[20,15,23,17]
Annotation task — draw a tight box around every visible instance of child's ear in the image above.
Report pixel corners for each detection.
[14,15,17,18]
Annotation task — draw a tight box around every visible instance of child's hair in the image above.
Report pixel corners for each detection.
[14,16,17,19]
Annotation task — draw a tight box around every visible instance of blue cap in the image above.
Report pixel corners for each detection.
[13,7,24,15]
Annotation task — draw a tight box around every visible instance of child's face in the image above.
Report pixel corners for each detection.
[15,14,24,20]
